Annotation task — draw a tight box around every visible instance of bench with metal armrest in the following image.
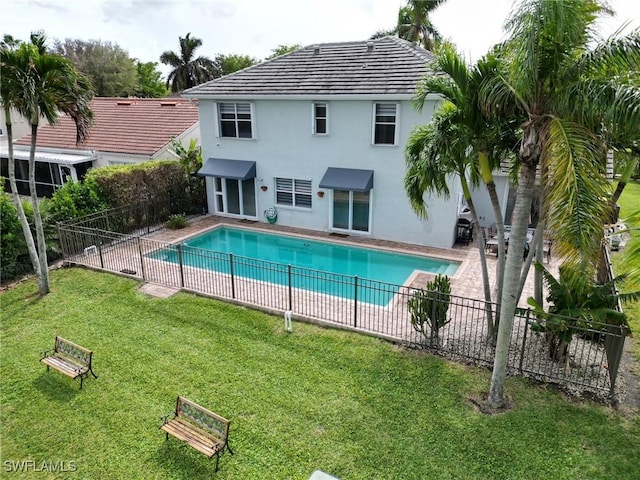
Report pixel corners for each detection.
[40,336,98,390]
[160,396,233,472]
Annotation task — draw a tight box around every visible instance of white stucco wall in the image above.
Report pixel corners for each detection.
[0,108,32,147]
[198,98,461,249]
[469,175,511,228]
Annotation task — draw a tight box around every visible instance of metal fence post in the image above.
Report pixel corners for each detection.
[57,224,67,258]
[229,253,236,299]
[288,264,293,312]
[137,237,147,282]
[177,243,185,288]
[430,289,437,348]
[518,309,531,373]
[353,276,358,328]
[606,324,626,398]
[97,241,104,269]
[146,202,151,234]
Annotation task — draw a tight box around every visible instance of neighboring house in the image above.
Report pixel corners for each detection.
[184,37,465,249]
[1,97,199,197]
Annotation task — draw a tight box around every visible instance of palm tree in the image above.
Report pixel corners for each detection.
[410,43,518,340]
[369,0,446,51]
[160,33,219,92]
[483,0,640,409]
[397,0,446,50]
[1,32,93,295]
[406,105,499,331]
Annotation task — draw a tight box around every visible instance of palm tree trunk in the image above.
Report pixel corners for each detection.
[611,157,637,208]
[516,222,543,301]
[28,123,50,295]
[479,151,506,340]
[532,219,545,307]
[488,145,538,409]
[4,107,42,279]
[460,175,495,336]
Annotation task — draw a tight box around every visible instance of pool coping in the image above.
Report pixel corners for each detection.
[153,219,469,289]
[146,214,559,307]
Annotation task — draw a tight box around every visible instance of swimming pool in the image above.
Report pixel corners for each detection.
[151,226,459,305]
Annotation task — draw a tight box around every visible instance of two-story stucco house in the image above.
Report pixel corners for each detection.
[184,37,465,249]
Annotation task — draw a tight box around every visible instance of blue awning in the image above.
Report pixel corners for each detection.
[198,158,256,180]
[319,168,374,192]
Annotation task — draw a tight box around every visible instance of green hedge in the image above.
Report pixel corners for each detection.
[85,160,190,209]
[0,186,26,281]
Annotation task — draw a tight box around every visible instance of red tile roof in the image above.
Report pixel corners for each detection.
[15,98,199,156]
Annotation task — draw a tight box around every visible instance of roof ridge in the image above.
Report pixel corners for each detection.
[386,36,433,62]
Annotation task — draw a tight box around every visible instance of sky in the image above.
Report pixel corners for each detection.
[2,0,639,78]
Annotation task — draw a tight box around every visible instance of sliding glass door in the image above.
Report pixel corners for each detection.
[332,189,370,232]
[214,177,256,217]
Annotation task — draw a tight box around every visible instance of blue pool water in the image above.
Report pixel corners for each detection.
[152,227,458,305]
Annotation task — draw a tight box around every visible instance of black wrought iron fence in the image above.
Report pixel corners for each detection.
[58,223,627,400]
[58,198,195,235]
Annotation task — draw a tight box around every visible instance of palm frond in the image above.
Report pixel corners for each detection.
[159,51,181,68]
[544,117,609,264]
[504,0,604,112]
[479,72,527,117]
[369,29,397,40]
[575,29,640,78]
[561,78,640,146]
[414,75,459,111]
[404,105,474,218]
[432,43,469,96]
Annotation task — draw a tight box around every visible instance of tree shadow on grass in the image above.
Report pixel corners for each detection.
[33,373,82,402]
[154,441,222,480]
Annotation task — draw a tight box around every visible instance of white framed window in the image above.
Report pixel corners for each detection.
[372,103,398,145]
[312,102,328,135]
[275,178,312,208]
[218,102,253,138]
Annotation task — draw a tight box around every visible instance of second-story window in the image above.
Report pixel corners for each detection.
[313,103,328,135]
[219,102,253,138]
[373,103,397,145]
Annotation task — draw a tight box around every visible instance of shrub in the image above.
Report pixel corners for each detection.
[22,198,62,260]
[0,186,26,282]
[169,138,206,211]
[49,180,107,223]
[528,262,636,367]
[166,213,187,230]
[408,274,452,341]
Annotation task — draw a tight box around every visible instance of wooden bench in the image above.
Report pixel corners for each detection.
[40,336,98,390]
[160,396,233,472]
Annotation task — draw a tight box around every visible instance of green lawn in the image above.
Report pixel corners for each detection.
[612,180,640,363]
[1,268,639,480]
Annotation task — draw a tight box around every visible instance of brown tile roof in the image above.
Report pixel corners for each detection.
[15,98,199,156]
[183,36,435,97]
